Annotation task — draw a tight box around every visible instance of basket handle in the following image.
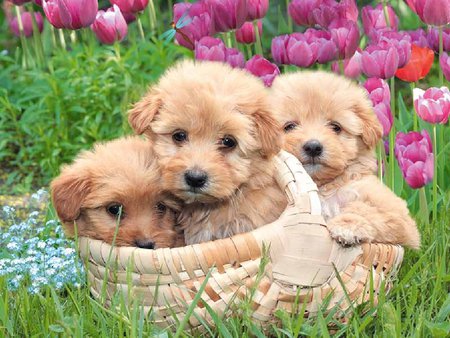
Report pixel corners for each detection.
[273,150,322,216]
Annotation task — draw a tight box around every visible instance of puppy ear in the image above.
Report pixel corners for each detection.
[353,101,383,149]
[128,87,162,135]
[51,168,91,226]
[253,110,282,158]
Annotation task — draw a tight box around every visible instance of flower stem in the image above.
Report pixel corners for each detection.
[381,0,391,27]
[377,141,384,183]
[28,5,45,68]
[137,16,146,41]
[438,25,444,85]
[338,58,345,75]
[286,0,293,33]
[419,187,429,226]
[147,0,157,35]
[432,124,438,221]
[253,20,263,56]
[246,44,252,59]
[58,29,66,50]
[14,5,31,69]
[411,82,418,131]
[389,77,396,191]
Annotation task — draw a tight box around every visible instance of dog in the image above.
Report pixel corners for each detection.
[51,136,183,248]
[271,71,420,249]
[128,60,287,244]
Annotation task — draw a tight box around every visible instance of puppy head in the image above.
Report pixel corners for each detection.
[128,60,281,203]
[271,71,382,185]
[51,137,180,248]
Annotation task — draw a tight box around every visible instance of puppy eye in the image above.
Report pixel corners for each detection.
[172,130,188,144]
[283,121,298,132]
[155,202,167,214]
[329,121,342,134]
[220,135,237,149]
[107,203,123,217]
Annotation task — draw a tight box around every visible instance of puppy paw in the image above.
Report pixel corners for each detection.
[327,213,374,247]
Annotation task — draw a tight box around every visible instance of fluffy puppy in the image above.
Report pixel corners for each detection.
[271,71,420,249]
[128,60,287,244]
[51,137,183,249]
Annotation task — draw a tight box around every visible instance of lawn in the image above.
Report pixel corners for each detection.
[1,0,449,336]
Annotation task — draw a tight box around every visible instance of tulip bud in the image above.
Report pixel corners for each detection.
[440,52,450,82]
[91,5,128,45]
[406,0,450,26]
[413,87,450,124]
[395,130,434,189]
[246,0,268,20]
[9,11,44,38]
[235,21,262,44]
[110,0,148,14]
[245,55,280,87]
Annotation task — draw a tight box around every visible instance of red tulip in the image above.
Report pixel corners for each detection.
[235,20,262,44]
[395,44,434,82]
[173,1,214,50]
[110,0,148,14]
[395,130,434,189]
[207,0,247,32]
[361,4,398,40]
[329,19,360,59]
[406,0,450,26]
[441,52,450,82]
[9,11,44,37]
[413,87,450,124]
[361,44,399,79]
[43,0,98,30]
[427,28,450,53]
[246,0,268,20]
[364,78,392,136]
[91,5,127,45]
[245,55,280,87]
[331,48,362,79]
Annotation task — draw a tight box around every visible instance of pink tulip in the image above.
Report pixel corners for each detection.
[395,130,434,189]
[271,34,290,65]
[427,28,450,53]
[288,0,318,26]
[373,31,412,68]
[43,0,98,29]
[361,4,399,40]
[329,19,360,59]
[406,0,450,26]
[91,5,127,45]
[110,0,148,13]
[331,48,362,79]
[246,0,268,20]
[440,52,450,82]
[173,1,213,50]
[361,44,400,79]
[121,11,136,23]
[245,55,280,87]
[235,20,262,44]
[305,29,338,64]
[364,78,392,136]
[9,11,44,38]
[207,0,247,32]
[194,36,227,62]
[288,30,338,67]
[406,28,429,48]
[413,87,450,124]
[225,47,245,68]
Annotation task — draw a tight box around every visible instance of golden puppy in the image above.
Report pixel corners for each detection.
[128,60,287,244]
[51,137,183,248]
[271,71,420,249]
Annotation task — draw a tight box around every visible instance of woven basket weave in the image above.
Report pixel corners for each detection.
[78,150,404,329]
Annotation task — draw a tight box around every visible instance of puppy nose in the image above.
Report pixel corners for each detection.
[135,239,155,249]
[303,140,323,157]
[184,169,208,188]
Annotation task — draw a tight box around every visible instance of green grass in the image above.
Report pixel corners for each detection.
[1,208,448,337]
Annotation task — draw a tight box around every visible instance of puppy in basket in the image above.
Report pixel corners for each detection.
[51,136,183,249]
[128,60,287,244]
[271,71,420,248]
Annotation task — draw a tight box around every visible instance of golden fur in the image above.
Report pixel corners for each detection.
[51,137,183,248]
[129,60,287,244]
[271,71,420,249]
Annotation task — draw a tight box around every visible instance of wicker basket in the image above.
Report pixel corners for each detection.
[78,151,404,329]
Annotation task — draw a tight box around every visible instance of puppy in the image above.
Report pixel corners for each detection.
[128,60,287,244]
[51,136,183,249]
[271,71,420,249]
